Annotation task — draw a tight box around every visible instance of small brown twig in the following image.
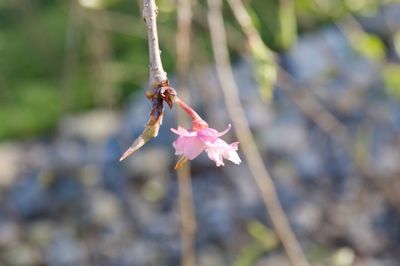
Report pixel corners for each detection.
[207,1,310,266]
[176,0,197,265]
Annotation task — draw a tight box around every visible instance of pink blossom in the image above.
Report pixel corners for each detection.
[171,124,241,167]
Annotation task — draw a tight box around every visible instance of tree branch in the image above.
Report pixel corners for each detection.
[207,1,310,266]
[142,0,167,86]
[176,0,197,265]
[120,0,171,161]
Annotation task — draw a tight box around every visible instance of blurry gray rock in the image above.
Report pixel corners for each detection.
[198,245,226,266]
[88,190,122,226]
[355,258,398,266]
[28,221,55,248]
[329,195,386,254]
[294,148,324,182]
[128,194,162,228]
[7,174,50,219]
[49,175,84,212]
[125,146,172,177]
[52,138,86,167]
[0,143,23,188]
[287,28,340,82]
[25,142,53,171]
[262,117,307,153]
[3,243,40,266]
[255,253,290,266]
[226,166,261,216]
[291,201,323,234]
[145,212,179,239]
[46,231,89,266]
[0,222,20,247]
[374,145,400,176]
[119,241,156,266]
[193,174,236,244]
[59,110,120,143]
[140,178,167,202]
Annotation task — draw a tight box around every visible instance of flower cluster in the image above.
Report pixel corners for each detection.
[171,97,241,168]
[171,124,241,167]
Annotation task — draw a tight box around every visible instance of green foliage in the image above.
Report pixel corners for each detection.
[0,82,61,140]
[383,64,400,100]
[277,0,297,50]
[352,33,386,61]
[234,243,264,266]
[250,0,281,50]
[251,51,277,102]
[234,220,279,266]
[0,0,390,140]
[0,2,67,140]
[79,0,124,9]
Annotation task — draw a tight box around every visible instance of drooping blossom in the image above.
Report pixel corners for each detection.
[171,124,241,167]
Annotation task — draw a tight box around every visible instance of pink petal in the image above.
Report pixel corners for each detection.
[204,139,241,166]
[182,136,205,160]
[197,128,219,143]
[215,124,232,137]
[203,138,229,149]
[171,127,197,137]
[172,136,186,155]
[197,124,232,143]
[206,149,224,167]
[229,141,239,150]
[223,148,241,165]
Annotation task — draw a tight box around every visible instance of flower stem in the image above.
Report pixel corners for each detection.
[174,96,208,130]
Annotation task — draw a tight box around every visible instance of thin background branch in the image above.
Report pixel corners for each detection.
[176,0,197,265]
[207,0,310,265]
[62,0,81,112]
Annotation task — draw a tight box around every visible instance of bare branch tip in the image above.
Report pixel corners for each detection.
[119,148,134,161]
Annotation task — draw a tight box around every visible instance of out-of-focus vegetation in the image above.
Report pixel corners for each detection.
[0,0,397,140]
[1,1,400,265]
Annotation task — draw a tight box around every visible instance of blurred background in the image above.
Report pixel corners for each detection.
[1,0,400,265]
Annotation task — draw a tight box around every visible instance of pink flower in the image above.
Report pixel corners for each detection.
[171,124,241,167]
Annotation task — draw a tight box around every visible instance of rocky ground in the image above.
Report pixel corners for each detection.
[0,5,400,266]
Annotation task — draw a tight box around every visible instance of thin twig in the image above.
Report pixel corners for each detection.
[62,0,81,112]
[177,165,197,266]
[228,0,274,59]
[87,12,116,107]
[120,0,170,161]
[142,0,167,86]
[176,0,197,265]
[207,1,310,266]
[227,0,349,145]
